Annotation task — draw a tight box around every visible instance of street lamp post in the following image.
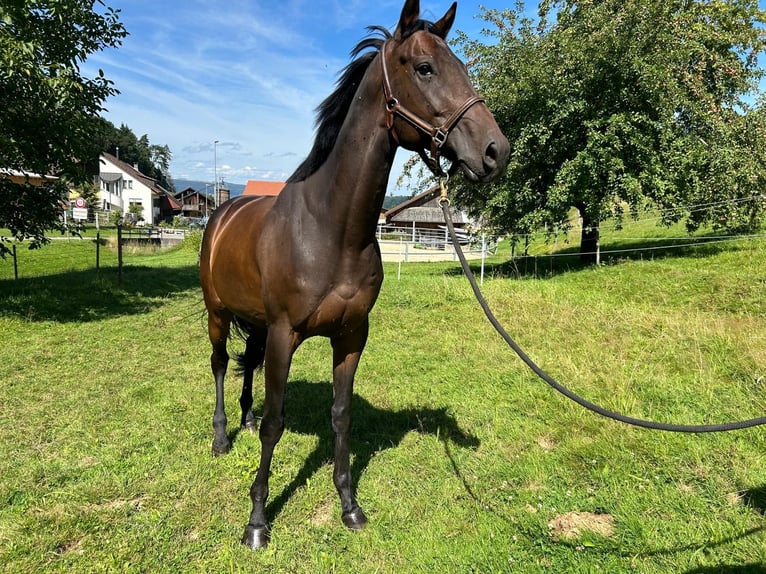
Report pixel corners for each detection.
[213,139,219,209]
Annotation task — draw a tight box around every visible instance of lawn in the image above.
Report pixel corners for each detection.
[0,226,764,572]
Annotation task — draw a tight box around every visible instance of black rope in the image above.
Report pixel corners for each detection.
[440,200,766,432]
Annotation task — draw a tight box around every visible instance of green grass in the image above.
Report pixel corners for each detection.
[0,229,764,573]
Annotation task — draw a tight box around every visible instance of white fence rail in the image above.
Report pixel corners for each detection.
[376,225,497,263]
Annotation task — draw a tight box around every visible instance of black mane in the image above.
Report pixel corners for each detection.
[287,19,439,183]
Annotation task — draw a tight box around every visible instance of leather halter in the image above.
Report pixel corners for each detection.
[380,39,485,177]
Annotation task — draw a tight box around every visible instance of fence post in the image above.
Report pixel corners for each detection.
[96,231,100,271]
[117,224,123,282]
[13,244,18,280]
[480,233,486,286]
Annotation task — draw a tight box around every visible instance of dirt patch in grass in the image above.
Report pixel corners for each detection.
[309,497,336,527]
[548,511,615,540]
[536,435,557,452]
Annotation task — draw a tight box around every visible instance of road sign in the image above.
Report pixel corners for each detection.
[72,207,88,220]
[74,197,87,209]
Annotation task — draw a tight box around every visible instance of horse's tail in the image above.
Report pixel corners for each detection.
[231,317,267,375]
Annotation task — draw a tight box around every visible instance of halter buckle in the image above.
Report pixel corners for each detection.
[433,128,448,148]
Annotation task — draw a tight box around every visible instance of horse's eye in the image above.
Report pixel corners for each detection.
[415,63,434,77]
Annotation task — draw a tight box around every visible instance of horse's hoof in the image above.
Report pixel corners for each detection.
[242,524,269,549]
[342,507,368,531]
[241,422,258,434]
[211,440,230,457]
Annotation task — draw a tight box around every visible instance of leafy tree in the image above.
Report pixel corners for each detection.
[0,0,126,256]
[91,118,175,191]
[109,209,123,227]
[127,201,144,224]
[450,0,766,263]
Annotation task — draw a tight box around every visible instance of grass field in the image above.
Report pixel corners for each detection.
[0,223,765,573]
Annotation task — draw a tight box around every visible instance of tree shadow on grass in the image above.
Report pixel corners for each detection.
[684,564,766,573]
[448,234,756,281]
[609,484,766,573]
[235,379,480,526]
[0,264,201,323]
[742,484,766,516]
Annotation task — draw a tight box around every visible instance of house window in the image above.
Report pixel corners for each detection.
[127,180,133,189]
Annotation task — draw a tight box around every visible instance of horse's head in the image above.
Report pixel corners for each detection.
[381,0,510,183]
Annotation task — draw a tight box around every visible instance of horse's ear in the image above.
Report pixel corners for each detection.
[431,2,457,39]
[394,0,420,38]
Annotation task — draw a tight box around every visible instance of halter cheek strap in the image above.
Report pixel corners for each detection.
[380,40,485,177]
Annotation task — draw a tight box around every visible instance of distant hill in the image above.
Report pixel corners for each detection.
[383,195,410,210]
[173,179,246,197]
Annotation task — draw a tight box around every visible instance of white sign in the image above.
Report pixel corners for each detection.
[72,207,88,220]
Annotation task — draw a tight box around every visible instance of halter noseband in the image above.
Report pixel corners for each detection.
[380,39,485,177]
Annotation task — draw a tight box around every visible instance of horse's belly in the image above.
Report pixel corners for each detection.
[211,260,267,324]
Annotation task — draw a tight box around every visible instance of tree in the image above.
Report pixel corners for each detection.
[0,1,127,256]
[127,201,144,225]
[451,0,766,263]
[91,118,175,191]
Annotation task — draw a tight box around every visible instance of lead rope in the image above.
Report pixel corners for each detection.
[438,181,766,432]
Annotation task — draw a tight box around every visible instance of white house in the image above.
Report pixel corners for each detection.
[97,153,180,225]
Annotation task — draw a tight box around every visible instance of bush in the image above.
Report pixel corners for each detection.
[109,210,123,226]
[179,229,203,253]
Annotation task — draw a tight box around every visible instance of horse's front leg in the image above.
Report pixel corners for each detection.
[331,319,369,530]
[242,323,299,549]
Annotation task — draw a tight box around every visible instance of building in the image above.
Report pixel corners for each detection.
[215,181,231,206]
[0,169,57,187]
[243,180,285,197]
[384,185,474,232]
[175,186,215,219]
[97,153,180,225]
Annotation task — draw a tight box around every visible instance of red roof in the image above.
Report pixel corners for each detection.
[243,180,285,197]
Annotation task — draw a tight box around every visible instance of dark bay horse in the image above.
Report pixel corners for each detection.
[199,0,510,549]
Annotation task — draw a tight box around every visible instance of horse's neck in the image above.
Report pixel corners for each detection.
[308,63,394,245]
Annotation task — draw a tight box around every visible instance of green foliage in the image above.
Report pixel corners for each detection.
[109,210,124,227]
[0,0,127,256]
[452,0,766,261]
[179,229,203,254]
[92,118,175,192]
[127,201,144,224]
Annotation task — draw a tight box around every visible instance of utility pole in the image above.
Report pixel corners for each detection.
[213,140,219,208]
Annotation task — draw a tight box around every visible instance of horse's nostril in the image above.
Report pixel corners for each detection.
[484,141,499,169]
[482,137,510,176]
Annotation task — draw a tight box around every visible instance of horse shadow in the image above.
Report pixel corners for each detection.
[235,379,480,525]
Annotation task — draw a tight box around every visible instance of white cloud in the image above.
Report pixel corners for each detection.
[86,0,498,191]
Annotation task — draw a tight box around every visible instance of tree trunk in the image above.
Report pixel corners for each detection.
[579,210,600,265]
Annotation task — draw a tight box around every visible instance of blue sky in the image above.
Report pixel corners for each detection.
[87,0,516,192]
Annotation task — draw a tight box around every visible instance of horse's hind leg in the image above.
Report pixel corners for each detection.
[239,327,267,432]
[208,308,232,456]
[331,319,369,530]
[242,323,299,549]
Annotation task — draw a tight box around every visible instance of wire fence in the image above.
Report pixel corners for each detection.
[0,227,192,281]
[3,192,764,282]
